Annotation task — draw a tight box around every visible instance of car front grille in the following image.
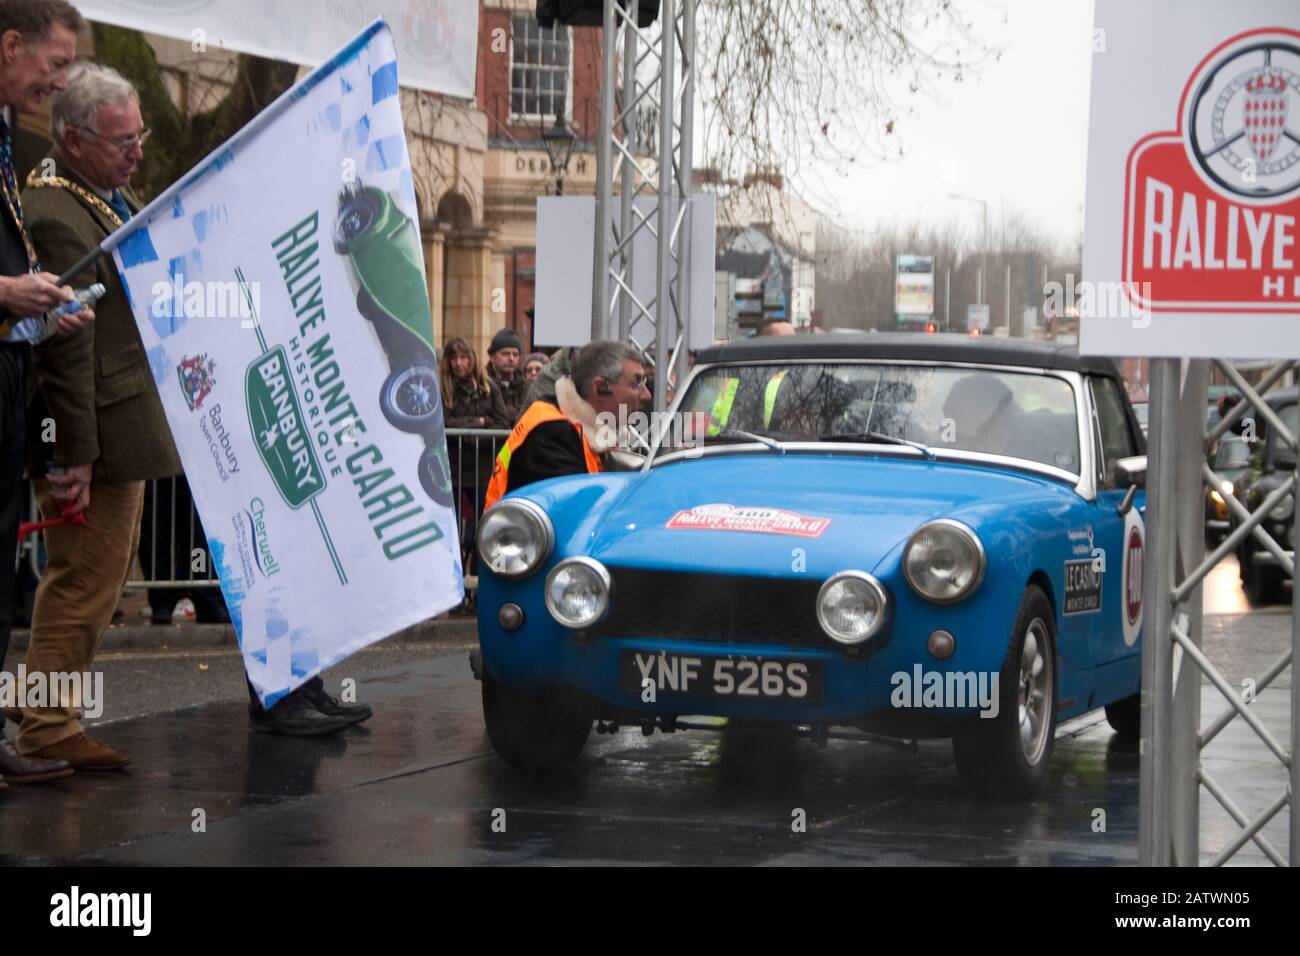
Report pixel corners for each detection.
[593,567,831,647]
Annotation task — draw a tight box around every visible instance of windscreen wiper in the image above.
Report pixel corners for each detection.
[817,431,934,460]
[710,429,786,454]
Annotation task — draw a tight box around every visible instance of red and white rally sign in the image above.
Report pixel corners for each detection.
[666,504,831,538]
[1082,1,1300,358]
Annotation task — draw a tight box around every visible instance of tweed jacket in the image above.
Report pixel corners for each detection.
[22,152,181,480]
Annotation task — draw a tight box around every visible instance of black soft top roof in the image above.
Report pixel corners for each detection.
[694,332,1123,377]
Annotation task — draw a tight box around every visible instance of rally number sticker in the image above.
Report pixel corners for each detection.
[1121,509,1145,647]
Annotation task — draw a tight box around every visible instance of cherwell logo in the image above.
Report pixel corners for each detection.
[49,886,151,936]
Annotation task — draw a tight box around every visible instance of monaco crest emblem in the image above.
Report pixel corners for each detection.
[1242,69,1289,163]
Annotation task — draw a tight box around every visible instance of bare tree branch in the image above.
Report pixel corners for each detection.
[696,0,999,213]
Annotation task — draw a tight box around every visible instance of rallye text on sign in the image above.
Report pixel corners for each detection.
[475,334,1148,797]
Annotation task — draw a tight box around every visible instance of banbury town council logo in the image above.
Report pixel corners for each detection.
[1123,27,1300,314]
[178,354,217,411]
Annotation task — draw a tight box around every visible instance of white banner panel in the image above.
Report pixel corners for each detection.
[534,194,716,348]
[1082,0,1300,357]
[108,21,463,707]
[77,0,478,98]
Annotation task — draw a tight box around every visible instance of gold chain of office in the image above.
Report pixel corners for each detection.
[23,170,124,230]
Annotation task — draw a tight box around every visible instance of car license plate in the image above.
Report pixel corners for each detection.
[619,650,824,704]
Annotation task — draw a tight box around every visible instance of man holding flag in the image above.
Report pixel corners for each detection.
[15,61,173,768]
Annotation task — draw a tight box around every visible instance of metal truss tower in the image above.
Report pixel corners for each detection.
[589,0,697,413]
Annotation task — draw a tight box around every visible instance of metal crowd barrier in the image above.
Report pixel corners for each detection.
[16,429,511,592]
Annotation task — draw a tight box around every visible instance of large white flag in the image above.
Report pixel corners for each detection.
[109,20,463,707]
[77,0,478,98]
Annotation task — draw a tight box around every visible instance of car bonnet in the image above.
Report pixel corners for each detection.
[581,453,1075,577]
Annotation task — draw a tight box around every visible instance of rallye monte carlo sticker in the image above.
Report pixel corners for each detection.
[666,504,832,538]
[1123,26,1300,313]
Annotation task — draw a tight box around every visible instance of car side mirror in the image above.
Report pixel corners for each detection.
[1113,455,1146,489]
[604,450,646,472]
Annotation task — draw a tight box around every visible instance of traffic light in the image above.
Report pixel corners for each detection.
[537,0,661,29]
[970,327,982,337]
[925,321,937,334]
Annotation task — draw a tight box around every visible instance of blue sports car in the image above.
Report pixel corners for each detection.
[474,333,1148,796]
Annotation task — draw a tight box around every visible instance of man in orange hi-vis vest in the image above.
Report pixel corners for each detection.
[484,340,651,509]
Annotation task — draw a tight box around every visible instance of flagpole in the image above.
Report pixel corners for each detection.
[56,18,390,287]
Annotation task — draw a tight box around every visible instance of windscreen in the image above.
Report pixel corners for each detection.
[678,363,1080,473]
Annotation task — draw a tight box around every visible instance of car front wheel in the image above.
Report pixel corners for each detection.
[952,584,1058,798]
[417,445,454,508]
[380,364,443,434]
[482,667,592,771]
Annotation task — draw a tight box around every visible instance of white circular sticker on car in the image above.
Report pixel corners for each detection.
[1121,509,1146,647]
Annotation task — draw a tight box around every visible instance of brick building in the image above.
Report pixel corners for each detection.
[477,0,603,351]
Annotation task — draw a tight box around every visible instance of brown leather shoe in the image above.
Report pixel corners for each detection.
[25,732,129,771]
[0,738,74,784]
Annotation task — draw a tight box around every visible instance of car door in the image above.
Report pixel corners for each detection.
[1088,375,1146,665]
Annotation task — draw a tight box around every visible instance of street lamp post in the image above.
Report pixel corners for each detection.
[542,110,577,196]
[949,192,989,314]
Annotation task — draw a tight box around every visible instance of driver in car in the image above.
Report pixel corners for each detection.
[941,373,1019,456]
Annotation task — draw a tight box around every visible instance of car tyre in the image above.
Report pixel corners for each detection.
[952,584,1057,799]
[380,364,443,434]
[482,666,592,771]
[1104,693,1141,738]
[334,188,382,254]
[1244,556,1285,605]
[417,445,454,507]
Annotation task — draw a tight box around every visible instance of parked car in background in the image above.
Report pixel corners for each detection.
[1206,435,1251,543]
[1231,387,1296,604]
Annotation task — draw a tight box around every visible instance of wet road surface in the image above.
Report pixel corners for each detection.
[1,647,1144,866]
[0,552,1289,866]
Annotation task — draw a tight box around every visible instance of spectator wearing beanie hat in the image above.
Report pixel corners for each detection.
[486,327,526,421]
[522,351,549,384]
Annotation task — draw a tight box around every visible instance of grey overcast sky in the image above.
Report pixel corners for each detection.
[824,0,1095,245]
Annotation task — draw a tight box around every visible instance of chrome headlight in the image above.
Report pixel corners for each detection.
[477,498,553,579]
[816,571,888,645]
[903,519,986,604]
[1270,494,1294,521]
[545,557,611,628]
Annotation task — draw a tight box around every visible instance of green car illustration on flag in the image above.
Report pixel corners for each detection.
[333,180,453,507]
